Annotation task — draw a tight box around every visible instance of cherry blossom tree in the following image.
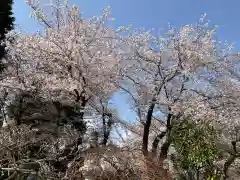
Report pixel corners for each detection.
[0,1,125,179]
[117,13,240,179]
[2,0,122,125]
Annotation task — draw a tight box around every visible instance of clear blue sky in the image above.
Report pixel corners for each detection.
[13,0,240,122]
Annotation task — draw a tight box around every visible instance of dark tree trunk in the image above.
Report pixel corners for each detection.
[223,141,239,180]
[142,100,156,156]
[159,113,172,161]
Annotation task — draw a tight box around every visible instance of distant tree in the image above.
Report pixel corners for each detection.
[0,0,15,72]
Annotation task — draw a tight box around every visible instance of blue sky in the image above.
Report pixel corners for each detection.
[13,0,240,122]
[14,0,240,49]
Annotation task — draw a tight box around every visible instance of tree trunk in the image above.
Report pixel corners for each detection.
[152,131,167,156]
[223,141,239,180]
[142,100,156,156]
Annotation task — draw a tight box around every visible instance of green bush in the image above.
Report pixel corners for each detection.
[171,118,220,179]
